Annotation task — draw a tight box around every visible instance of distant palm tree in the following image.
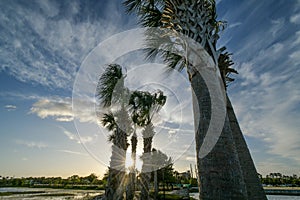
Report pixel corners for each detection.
[129,90,166,200]
[123,0,264,199]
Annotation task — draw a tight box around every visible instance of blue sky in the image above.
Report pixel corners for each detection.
[0,0,299,178]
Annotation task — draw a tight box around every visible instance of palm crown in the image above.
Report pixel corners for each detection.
[124,0,236,86]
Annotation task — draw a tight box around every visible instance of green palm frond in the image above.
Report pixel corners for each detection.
[101,112,117,131]
[96,64,124,107]
[129,90,166,127]
[218,50,238,87]
[108,133,116,143]
[140,6,162,27]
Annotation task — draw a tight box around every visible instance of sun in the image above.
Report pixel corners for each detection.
[125,149,143,173]
[125,152,134,171]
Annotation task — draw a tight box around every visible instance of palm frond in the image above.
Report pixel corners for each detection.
[218,50,238,87]
[96,64,124,107]
[101,112,117,131]
[129,90,166,127]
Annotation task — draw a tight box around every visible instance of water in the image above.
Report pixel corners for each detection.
[0,187,104,199]
[1,188,299,199]
[189,193,300,200]
[267,196,300,200]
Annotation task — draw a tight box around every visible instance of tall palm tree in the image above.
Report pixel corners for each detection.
[129,90,167,200]
[123,0,266,199]
[219,52,267,199]
[97,64,132,200]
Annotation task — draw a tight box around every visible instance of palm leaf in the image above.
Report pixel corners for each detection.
[101,112,117,131]
[96,64,124,107]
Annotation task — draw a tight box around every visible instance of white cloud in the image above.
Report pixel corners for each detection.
[30,96,98,123]
[4,105,17,111]
[185,156,196,161]
[295,31,300,45]
[16,140,48,148]
[289,50,300,66]
[30,98,74,121]
[290,13,300,24]
[228,22,242,29]
[62,129,93,145]
[236,62,259,86]
[270,18,285,37]
[36,0,59,17]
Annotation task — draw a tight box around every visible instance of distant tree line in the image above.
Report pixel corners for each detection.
[0,173,104,189]
[259,173,300,187]
[0,164,199,191]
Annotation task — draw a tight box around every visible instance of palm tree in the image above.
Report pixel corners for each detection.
[97,64,132,200]
[123,0,266,199]
[219,52,267,199]
[129,90,167,200]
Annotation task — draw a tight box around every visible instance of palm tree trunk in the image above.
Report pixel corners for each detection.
[154,170,158,200]
[106,145,126,200]
[127,133,137,200]
[227,95,267,200]
[140,124,154,200]
[106,127,128,200]
[190,68,247,200]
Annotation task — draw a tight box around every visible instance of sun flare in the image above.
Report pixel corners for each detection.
[125,149,143,173]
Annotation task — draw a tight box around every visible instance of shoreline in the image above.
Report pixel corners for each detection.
[264,187,300,196]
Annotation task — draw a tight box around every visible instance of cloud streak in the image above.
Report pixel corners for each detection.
[4,105,17,111]
[16,140,48,149]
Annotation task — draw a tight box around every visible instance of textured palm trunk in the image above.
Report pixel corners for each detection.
[227,95,267,200]
[140,124,154,200]
[154,170,158,200]
[106,127,128,200]
[126,133,137,200]
[106,146,126,200]
[190,68,247,200]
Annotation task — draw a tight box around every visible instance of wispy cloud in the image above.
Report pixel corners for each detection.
[62,129,94,145]
[0,1,126,90]
[229,19,300,170]
[228,22,242,29]
[4,105,17,111]
[290,13,300,24]
[16,140,48,149]
[57,149,88,157]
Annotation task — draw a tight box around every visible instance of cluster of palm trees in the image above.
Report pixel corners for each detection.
[97,0,267,199]
[97,64,167,200]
